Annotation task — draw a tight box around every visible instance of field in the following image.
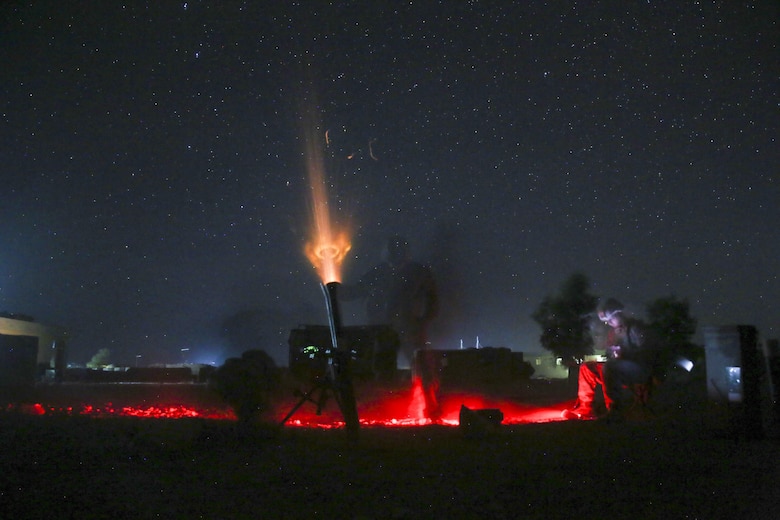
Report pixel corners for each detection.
[2,376,779,519]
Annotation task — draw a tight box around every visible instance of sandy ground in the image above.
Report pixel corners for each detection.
[1,395,778,520]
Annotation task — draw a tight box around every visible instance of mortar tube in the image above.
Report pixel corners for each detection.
[321,281,342,352]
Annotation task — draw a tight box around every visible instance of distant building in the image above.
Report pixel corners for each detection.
[528,352,607,379]
[527,353,569,379]
[0,313,68,383]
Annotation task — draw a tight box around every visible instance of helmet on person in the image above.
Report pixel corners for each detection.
[383,235,410,266]
[597,298,624,323]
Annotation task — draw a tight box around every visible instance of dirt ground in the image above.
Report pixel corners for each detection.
[1,398,778,520]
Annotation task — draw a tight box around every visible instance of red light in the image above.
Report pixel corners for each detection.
[9,394,572,426]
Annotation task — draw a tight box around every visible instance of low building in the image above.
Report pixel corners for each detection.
[0,313,68,384]
[527,352,607,379]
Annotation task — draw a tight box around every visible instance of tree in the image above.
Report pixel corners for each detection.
[646,295,701,369]
[531,272,598,364]
[646,295,697,347]
[209,349,280,427]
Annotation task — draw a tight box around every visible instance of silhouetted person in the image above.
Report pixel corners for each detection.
[341,235,441,419]
[562,298,660,420]
[342,235,439,367]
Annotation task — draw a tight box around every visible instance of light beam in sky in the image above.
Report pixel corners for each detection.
[302,115,351,284]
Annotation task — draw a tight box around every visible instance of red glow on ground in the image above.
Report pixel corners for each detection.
[7,395,571,426]
[7,402,235,420]
[7,388,573,427]
[407,377,428,421]
[278,388,573,428]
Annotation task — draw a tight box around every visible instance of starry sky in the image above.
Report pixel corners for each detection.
[1,1,777,367]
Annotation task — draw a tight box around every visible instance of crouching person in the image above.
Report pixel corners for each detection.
[562,298,659,421]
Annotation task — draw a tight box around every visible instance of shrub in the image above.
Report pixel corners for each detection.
[209,349,279,426]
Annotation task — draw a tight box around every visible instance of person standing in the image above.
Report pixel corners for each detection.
[341,235,441,419]
[342,235,439,369]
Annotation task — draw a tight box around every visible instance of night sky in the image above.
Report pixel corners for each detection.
[2,2,777,367]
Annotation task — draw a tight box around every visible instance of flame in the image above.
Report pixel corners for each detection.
[304,230,351,284]
[302,119,351,283]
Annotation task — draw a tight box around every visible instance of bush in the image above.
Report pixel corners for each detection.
[209,350,279,426]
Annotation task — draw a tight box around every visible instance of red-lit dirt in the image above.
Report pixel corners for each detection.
[276,385,573,428]
[7,378,575,427]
